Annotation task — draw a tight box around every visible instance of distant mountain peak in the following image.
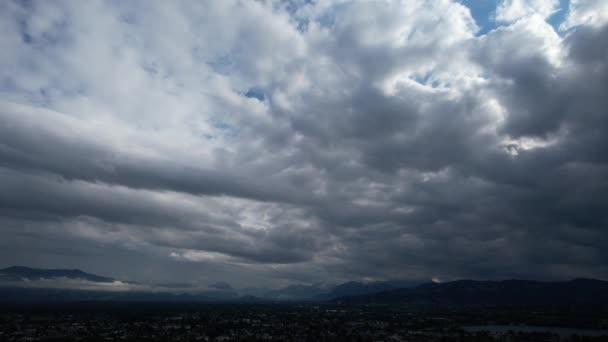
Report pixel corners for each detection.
[335,278,608,306]
[209,281,233,291]
[0,266,115,283]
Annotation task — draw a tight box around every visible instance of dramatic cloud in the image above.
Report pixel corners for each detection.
[0,0,607,287]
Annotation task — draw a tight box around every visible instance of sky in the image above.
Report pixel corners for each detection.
[0,0,607,289]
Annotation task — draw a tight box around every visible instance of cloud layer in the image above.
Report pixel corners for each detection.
[0,0,607,287]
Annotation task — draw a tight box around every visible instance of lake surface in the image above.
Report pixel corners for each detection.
[463,325,608,338]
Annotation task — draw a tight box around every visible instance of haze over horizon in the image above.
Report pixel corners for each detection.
[1,0,607,289]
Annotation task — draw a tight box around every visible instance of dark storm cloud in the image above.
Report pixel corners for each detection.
[0,104,310,205]
[0,0,607,286]
[0,166,326,265]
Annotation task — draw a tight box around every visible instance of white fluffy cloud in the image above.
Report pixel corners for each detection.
[561,0,608,29]
[496,0,560,22]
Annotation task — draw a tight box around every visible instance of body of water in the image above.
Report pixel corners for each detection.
[463,325,608,338]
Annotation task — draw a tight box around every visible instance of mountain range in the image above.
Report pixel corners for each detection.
[2,266,607,305]
[0,266,411,303]
[333,278,608,306]
[0,266,116,283]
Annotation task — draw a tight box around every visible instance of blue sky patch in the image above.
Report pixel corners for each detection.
[245,88,265,102]
[459,0,498,35]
